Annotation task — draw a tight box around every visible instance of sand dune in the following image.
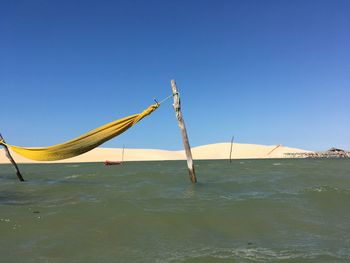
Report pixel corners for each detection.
[0,143,311,164]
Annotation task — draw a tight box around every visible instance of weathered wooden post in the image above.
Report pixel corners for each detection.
[171,80,197,183]
[0,133,25,182]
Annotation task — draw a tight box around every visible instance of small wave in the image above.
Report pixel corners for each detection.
[314,186,337,192]
[304,185,349,194]
[161,246,344,262]
[79,194,98,202]
[273,163,281,166]
[220,191,273,201]
[64,174,82,179]
[65,164,80,168]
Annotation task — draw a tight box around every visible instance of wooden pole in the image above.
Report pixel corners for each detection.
[0,134,25,182]
[229,135,234,163]
[171,80,197,183]
[122,144,125,163]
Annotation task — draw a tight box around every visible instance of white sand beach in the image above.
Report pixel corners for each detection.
[0,143,311,164]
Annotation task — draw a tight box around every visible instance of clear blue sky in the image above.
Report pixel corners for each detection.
[1,0,349,151]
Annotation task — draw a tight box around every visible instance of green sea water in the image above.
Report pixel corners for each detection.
[1,159,350,263]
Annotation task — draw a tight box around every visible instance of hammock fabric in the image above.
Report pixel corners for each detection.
[0,104,159,161]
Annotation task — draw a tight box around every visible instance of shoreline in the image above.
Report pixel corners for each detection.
[0,142,312,164]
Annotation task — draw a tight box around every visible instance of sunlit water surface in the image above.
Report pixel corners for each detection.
[1,159,350,262]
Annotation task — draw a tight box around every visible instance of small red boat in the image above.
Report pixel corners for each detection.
[104,160,122,166]
[104,145,125,166]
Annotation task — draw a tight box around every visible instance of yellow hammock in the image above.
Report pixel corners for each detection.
[0,103,159,161]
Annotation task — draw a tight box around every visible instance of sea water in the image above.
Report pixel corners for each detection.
[0,159,350,262]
